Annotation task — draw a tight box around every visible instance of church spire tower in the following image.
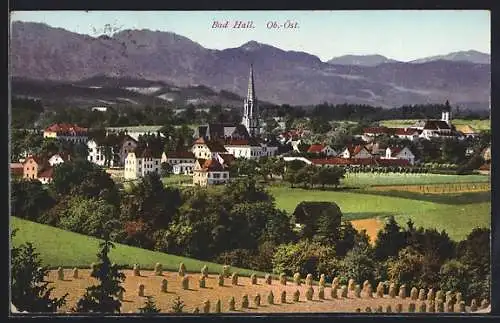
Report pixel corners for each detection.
[242,64,260,137]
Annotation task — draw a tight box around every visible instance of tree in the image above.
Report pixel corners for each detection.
[51,159,119,206]
[11,231,68,312]
[161,162,173,177]
[387,246,425,288]
[73,238,125,313]
[439,259,470,296]
[170,296,185,313]
[292,201,342,242]
[338,239,376,286]
[11,180,55,222]
[58,196,120,239]
[272,240,336,278]
[374,216,407,260]
[138,296,161,314]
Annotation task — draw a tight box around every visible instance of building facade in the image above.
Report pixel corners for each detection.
[124,147,162,180]
[43,123,88,143]
[193,158,230,186]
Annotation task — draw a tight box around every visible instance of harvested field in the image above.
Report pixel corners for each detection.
[350,218,383,244]
[370,182,490,194]
[47,269,475,314]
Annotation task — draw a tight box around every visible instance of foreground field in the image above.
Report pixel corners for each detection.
[268,187,490,242]
[46,269,475,313]
[343,173,489,188]
[10,217,260,276]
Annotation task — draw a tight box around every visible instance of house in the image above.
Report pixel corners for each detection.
[38,167,54,184]
[362,127,391,142]
[10,163,24,178]
[393,128,422,141]
[216,153,236,168]
[48,152,70,166]
[309,157,410,167]
[455,125,480,138]
[161,151,196,165]
[382,146,416,165]
[22,155,47,180]
[193,158,230,186]
[91,106,108,112]
[22,155,54,183]
[482,146,491,162]
[223,138,278,159]
[172,163,195,175]
[192,137,228,159]
[87,139,115,167]
[118,135,138,166]
[123,147,162,180]
[193,123,249,141]
[340,145,372,159]
[43,123,88,143]
[307,144,337,156]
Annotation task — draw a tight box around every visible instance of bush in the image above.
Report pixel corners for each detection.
[272,240,335,278]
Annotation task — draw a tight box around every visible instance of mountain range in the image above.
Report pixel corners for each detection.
[10,22,491,110]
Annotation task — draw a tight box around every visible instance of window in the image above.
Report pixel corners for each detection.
[32,167,35,171]
[223,173,227,178]
[155,160,159,165]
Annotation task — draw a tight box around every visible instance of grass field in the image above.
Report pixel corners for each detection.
[268,187,490,241]
[380,119,490,131]
[342,173,489,188]
[10,217,263,277]
[162,174,192,186]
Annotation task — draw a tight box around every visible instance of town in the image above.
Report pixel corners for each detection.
[10,65,490,187]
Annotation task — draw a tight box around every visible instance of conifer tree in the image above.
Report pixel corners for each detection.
[73,237,125,313]
[11,230,68,312]
[138,296,161,313]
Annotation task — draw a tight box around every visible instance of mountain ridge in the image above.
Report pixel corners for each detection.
[10,21,491,109]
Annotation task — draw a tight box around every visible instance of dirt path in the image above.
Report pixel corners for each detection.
[46,269,469,314]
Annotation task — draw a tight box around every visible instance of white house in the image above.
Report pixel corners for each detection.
[48,152,70,166]
[192,158,230,186]
[192,137,228,159]
[393,128,422,141]
[340,145,372,159]
[173,163,194,175]
[161,151,196,165]
[223,138,278,159]
[307,144,337,156]
[87,139,115,167]
[382,147,416,165]
[123,147,162,180]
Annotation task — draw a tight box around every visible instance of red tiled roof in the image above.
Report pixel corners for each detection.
[38,167,54,178]
[363,127,390,134]
[10,163,24,175]
[44,123,88,133]
[479,163,490,171]
[310,157,409,166]
[394,128,420,136]
[224,139,250,146]
[166,151,195,159]
[205,141,227,153]
[202,158,225,172]
[388,147,402,157]
[218,153,235,165]
[307,144,325,153]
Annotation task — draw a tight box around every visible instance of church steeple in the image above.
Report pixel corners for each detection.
[242,64,260,137]
[247,64,256,105]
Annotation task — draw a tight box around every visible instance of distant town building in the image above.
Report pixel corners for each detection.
[307,144,337,156]
[91,106,108,112]
[193,158,230,186]
[123,147,162,180]
[192,137,228,159]
[382,146,416,165]
[340,145,372,159]
[48,152,71,167]
[88,139,115,167]
[43,123,88,143]
[22,155,53,183]
[241,64,261,137]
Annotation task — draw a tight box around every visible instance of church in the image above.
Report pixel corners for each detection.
[192,65,278,160]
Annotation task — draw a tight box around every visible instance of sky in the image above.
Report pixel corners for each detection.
[10,10,490,62]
